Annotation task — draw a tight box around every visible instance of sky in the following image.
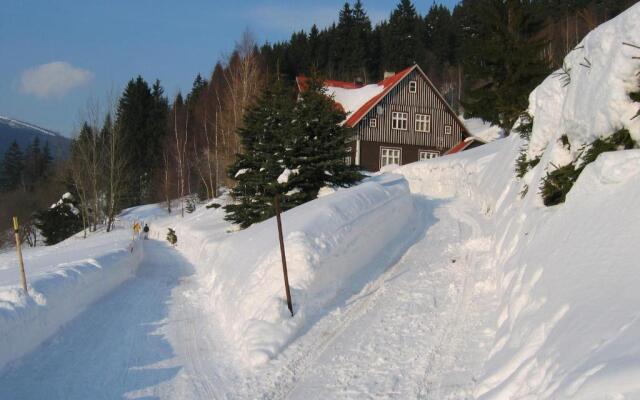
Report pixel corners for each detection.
[0,0,459,137]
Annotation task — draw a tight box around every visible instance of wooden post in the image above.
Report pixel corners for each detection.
[12,217,28,294]
[274,194,293,317]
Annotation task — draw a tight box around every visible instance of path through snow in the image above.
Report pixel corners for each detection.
[0,196,497,399]
[0,240,238,400]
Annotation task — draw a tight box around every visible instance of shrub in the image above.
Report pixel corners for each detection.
[206,203,221,209]
[540,163,581,206]
[513,112,534,140]
[185,197,196,213]
[166,228,177,246]
[582,128,635,165]
[540,129,637,206]
[515,149,541,178]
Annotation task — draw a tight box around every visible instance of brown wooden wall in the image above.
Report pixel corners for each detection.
[351,69,465,151]
[346,140,445,172]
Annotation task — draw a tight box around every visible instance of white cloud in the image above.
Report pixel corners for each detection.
[20,61,94,98]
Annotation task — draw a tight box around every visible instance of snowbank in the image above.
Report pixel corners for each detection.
[168,174,417,365]
[0,234,143,371]
[393,4,640,397]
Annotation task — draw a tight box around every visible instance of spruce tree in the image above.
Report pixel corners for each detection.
[382,0,425,72]
[116,76,168,205]
[1,141,24,192]
[224,79,296,228]
[461,0,550,133]
[34,193,83,245]
[286,75,363,204]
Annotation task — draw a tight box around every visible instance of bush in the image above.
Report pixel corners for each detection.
[166,228,177,246]
[185,197,196,213]
[540,163,581,206]
[515,148,541,178]
[540,129,637,206]
[582,128,635,165]
[206,202,221,209]
[513,112,534,140]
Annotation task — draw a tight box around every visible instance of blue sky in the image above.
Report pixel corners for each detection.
[0,0,458,137]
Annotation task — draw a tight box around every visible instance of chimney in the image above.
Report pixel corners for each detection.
[354,77,364,87]
[383,71,395,79]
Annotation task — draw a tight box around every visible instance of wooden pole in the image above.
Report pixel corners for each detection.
[13,217,28,294]
[274,194,293,317]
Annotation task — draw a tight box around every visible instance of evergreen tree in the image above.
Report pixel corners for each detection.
[462,0,550,133]
[116,76,168,205]
[382,0,425,72]
[23,137,43,190]
[1,141,24,192]
[286,75,363,203]
[34,193,83,245]
[224,79,296,228]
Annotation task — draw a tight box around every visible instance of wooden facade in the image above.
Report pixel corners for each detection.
[299,65,468,172]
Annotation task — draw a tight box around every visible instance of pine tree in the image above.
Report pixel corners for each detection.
[224,79,296,228]
[1,141,24,192]
[461,0,550,133]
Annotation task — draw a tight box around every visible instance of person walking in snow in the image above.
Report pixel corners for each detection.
[133,221,141,239]
[143,223,149,240]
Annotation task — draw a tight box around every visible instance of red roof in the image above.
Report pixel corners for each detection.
[344,66,414,127]
[296,65,468,135]
[444,137,487,155]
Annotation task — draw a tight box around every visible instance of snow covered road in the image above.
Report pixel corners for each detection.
[0,240,238,400]
[0,196,497,399]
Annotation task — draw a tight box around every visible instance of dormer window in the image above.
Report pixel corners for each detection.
[369,118,377,128]
[409,81,417,93]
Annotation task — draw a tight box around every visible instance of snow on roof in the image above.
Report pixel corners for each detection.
[325,84,384,119]
[459,116,504,143]
[296,65,416,128]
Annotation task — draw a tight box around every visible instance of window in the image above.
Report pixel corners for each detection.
[344,147,352,165]
[409,80,417,93]
[444,125,452,135]
[369,118,377,128]
[391,111,408,130]
[415,114,431,133]
[380,147,401,168]
[419,150,439,161]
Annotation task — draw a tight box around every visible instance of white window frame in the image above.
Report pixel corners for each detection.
[419,150,439,161]
[369,118,377,128]
[344,147,352,165]
[380,147,401,168]
[444,125,452,135]
[415,114,431,133]
[409,80,417,93]
[391,111,408,131]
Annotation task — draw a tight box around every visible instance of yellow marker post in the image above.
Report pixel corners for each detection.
[13,217,28,294]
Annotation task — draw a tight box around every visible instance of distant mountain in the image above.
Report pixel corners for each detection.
[0,116,71,159]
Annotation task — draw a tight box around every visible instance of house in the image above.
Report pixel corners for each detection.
[296,64,469,171]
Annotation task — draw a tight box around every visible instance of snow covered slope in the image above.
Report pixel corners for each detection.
[0,115,71,158]
[396,4,640,397]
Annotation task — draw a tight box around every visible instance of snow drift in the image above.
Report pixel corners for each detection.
[391,4,640,398]
[0,234,143,371]
[167,174,418,365]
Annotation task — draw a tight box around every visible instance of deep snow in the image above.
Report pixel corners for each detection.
[1,4,640,399]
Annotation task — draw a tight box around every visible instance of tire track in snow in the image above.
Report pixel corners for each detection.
[417,202,492,399]
[251,199,433,400]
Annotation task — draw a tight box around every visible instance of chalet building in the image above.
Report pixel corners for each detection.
[296,64,469,171]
